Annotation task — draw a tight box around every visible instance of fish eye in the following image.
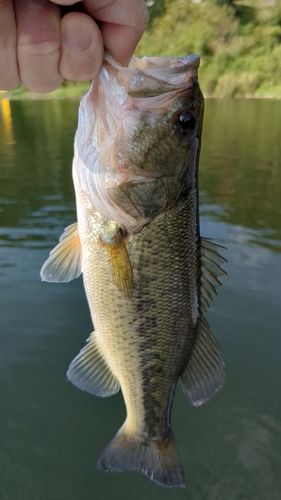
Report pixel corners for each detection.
[175,112,196,135]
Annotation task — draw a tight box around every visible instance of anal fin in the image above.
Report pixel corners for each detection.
[67,332,120,397]
[181,317,224,406]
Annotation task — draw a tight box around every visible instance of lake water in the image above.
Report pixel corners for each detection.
[0,97,281,500]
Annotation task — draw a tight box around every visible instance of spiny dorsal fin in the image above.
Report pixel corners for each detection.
[67,332,120,397]
[200,237,227,311]
[181,317,224,406]
[40,222,82,283]
[100,229,133,298]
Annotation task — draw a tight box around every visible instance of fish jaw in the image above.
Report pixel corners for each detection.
[73,53,203,232]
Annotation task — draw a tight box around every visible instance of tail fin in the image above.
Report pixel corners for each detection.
[97,425,185,488]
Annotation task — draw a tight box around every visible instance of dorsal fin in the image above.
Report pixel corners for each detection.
[67,332,120,397]
[40,223,82,283]
[180,237,227,405]
[200,237,227,311]
[181,317,224,406]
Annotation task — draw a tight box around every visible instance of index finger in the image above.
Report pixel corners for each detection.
[0,0,19,90]
[51,0,148,65]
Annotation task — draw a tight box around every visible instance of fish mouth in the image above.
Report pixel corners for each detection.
[103,52,200,98]
[129,54,200,74]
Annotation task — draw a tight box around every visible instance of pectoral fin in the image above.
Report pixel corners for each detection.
[67,332,120,397]
[101,229,133,298]
[40,223,82,283]
[181,317,224,406]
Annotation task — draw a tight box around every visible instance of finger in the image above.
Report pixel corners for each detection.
[83,0,148,65]
[60,12,103,81]
[50,0,78,4]
[0,0,19,90]
[100,22,147,66]
[15,0,63,93]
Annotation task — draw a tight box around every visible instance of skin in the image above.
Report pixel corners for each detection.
[0,0,148,93]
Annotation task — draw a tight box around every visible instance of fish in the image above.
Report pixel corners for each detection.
[41,52,227,488]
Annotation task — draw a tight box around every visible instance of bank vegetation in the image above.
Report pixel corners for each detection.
[136,0,281,97]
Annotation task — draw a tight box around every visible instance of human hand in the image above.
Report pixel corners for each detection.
[0,0,148,93]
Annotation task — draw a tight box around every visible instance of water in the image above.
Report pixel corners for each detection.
[0,97,281,500]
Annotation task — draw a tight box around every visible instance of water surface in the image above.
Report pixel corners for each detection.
[0,97,281,500]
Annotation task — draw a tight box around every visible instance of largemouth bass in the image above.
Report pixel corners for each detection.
[41,53,226,488]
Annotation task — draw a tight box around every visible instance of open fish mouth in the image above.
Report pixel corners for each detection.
[104,52,200,98]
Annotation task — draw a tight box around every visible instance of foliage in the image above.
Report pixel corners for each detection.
[3,82,90,101]
[137,0,281,97]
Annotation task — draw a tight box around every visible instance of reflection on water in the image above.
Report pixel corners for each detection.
[0,100,77,250]
[0,99,15,146]
[200,99,281,250]
[0,98,281,499]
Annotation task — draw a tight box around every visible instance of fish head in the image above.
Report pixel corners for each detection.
[74,53,204,231]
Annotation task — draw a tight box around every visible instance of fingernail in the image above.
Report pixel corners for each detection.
[64,20,94,52]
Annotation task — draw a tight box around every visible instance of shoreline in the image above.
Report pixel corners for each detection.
[0,84,91,101]
[0,86,280,101]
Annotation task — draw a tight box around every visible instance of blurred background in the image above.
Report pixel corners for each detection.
[137,0,281,97]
